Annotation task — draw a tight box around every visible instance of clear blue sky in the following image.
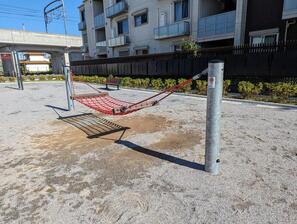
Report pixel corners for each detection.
[0,0,82,36]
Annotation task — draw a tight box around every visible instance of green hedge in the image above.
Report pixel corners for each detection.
[1,74,296,103]
[0,75,64,83]
[238,81,297,99]
[196,80,232,96]
[238,81,263,98]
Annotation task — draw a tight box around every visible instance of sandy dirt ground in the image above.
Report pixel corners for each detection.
[0,82,296,224]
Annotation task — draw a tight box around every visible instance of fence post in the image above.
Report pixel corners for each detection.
[205,60,224,175]
[64,66,74,111]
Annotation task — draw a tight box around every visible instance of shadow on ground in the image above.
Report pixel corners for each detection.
[116,140,205,171]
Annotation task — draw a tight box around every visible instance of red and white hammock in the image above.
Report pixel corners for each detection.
[70,71,206,116]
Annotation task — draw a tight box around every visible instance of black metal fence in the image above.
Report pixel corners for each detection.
[71,41,297,82]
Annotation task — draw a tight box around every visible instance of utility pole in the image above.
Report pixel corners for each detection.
[44,0,68,35]
[44,0,69,72]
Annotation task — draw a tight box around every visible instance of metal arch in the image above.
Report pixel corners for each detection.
[44,0,67,35]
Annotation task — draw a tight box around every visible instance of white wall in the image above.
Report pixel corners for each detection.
[25,64,50,72]
[29,55,50,62]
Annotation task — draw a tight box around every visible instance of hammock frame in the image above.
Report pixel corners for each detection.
[69,69,207,115]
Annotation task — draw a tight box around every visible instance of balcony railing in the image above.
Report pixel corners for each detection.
[283,0,297,19]
[108,35,129,47]
[106,1,128,18]
[81,44,88,53]
[78,21,86,31]
[154,21,190,40]
[96,41,107,55]
[95,13,105,29]
[198,10,236,42]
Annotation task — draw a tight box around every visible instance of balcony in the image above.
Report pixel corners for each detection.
[96,41,107,55]
[81,44,88,53]
[78,21,86,31]
[154,21,190,40]
[283,0,297,19]
[95,13,105,29]
[198,10,236,42]
[108,35,129,47]
[106,1,128,18]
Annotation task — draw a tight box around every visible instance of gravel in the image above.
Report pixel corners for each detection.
[0,82,296,224]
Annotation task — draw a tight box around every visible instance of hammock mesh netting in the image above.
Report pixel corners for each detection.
[71,72,206,116]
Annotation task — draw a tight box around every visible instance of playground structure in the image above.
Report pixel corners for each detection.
[64,60,225,175]
[2,72,297,223]
[67,70,207,116]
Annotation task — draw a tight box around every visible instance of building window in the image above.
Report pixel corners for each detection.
[119,50,129,57]
[249,28,279,45]
[250,34,277,45]
[117,18,129,35]
[82,34,88,44]
[174,45,182,52]
[135,49,148,55]
[134,13,148,27]
[81,10,85,21]
[174,0,189,22]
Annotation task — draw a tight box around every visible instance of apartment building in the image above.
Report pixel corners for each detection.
[245,0,297,45]
[78,0,249,59]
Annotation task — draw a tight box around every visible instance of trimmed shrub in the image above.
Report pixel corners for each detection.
[47,76,53,81]
[0,76,5,82]
[178,78,192,93]
[238,81,263,98]
[164,79,177,89]
[122,77,133,87]
[130,78,150,88]
[55,75,64,81]
[96,76,107,84]
[196,80,208,95]
[39,75,47,81]
[8,77,16,82]
[140,78,150,88]
[151,78,164,90]
[29,76,36,81]
[72,76,80,82]
[223,80,232,95]
[269,82,297,99]
[130,79,142,88]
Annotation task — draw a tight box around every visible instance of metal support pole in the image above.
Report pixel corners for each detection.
[12,51,24,90]
[205,60,224,175]
[64,66,74,111]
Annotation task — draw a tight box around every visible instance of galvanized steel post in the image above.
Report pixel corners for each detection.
[64,66,74,111]
[205,60,224,175]
[12,51,24,90]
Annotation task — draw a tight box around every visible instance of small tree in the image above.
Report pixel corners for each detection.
[181,38,201,57]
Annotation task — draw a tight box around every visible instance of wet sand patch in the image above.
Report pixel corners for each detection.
[151,131,203,151]
[115,114,174,134]
[32,114,176,153]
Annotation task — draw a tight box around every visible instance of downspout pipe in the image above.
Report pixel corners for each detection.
[284,19,296,43]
